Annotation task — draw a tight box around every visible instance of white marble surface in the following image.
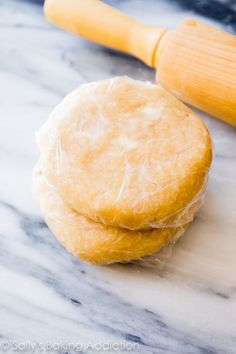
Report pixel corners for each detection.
[0,0,236,353]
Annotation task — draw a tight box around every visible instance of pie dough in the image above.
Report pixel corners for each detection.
[32,165,187,264]
[37,76,212,230]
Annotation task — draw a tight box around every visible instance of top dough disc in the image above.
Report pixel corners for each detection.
[37,76,212,230]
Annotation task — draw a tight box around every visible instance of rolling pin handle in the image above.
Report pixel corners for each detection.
[44,0,167,67]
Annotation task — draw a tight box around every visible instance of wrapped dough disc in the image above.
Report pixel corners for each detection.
[32,166,187,264]
[37,76,212,230]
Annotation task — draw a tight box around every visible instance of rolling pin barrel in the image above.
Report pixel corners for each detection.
[155,19,236,126]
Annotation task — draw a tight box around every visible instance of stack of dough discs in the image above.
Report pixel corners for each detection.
[33,165,187,264]
[34,76,212,264]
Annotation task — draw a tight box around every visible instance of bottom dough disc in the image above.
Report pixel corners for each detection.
[33,166,188,264]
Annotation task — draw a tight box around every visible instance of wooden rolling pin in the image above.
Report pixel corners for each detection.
[44,0,236,126]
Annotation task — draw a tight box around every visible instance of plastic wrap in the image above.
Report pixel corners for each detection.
[36,76,212,231]
[33,164,188,265]
[34,76,212,264]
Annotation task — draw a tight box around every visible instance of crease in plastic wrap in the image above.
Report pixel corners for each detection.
[34,76,212,265]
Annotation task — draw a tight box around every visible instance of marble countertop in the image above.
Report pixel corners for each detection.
[0,0,236,353]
